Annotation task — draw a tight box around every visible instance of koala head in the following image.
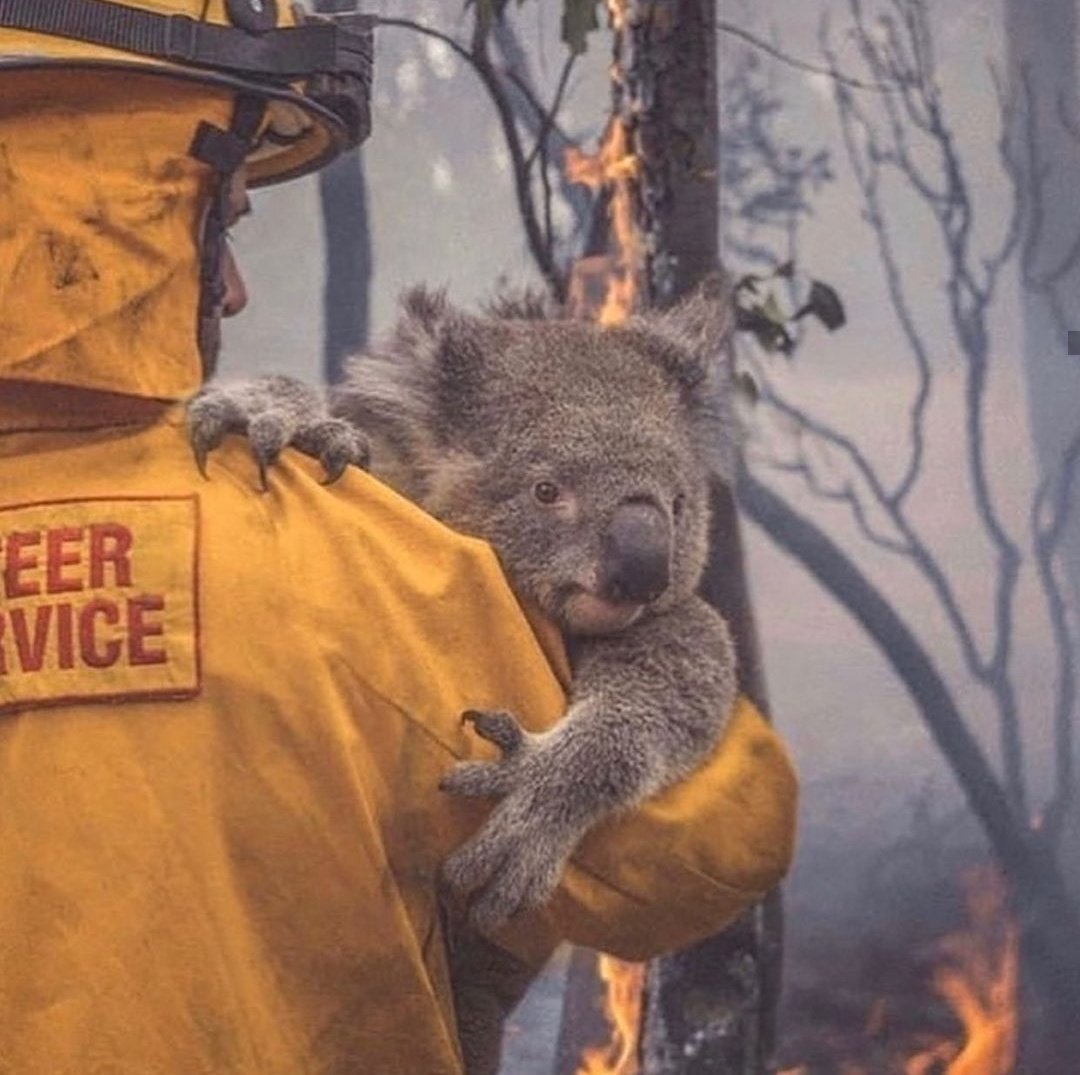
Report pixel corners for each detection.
[334,279,736,636]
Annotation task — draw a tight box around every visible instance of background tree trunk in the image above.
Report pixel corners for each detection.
[627,2,784,1071]
[1005,0,1080,624]
[317,147,371,383]
[314,0,372,383]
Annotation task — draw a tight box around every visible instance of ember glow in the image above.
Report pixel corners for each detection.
[779,867,1018,1075]
[575,955,646,1075]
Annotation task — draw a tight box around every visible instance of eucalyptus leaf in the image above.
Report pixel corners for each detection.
[562,0,601,54]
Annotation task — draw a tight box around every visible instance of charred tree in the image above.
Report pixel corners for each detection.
[615,3,784,1072]
[317,146,371,383]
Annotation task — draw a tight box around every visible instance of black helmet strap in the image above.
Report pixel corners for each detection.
[0,0,371,81]
[190,93,267,377]
[0,0,373,147]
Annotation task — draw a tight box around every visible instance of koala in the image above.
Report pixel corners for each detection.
[187,278,739,1074]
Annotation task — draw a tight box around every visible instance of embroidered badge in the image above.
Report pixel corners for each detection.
[0,496,200,713]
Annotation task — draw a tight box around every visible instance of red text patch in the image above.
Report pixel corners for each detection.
[0,497,200,713]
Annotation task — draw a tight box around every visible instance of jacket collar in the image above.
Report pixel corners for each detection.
[0,381,171,435]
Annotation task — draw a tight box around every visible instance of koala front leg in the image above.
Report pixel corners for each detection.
[187,375,370,488]
[441,597,737,930]
[442,685,700,929]
[441,708,624,930]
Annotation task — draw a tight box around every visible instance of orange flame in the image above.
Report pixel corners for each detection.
[605,0,628,32]
[908,867,1018,1075]
[565,113,643,326]
[575,955,646,1075]
[781,867,1018,1075]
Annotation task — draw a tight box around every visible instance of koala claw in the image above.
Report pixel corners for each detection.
[296,419,372,485]
[249,413,291,492]
[185,376,368,489]
[186,392,234,479]
[461,709,525,756]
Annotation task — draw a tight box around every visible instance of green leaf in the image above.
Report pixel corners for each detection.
[562,0,601,54]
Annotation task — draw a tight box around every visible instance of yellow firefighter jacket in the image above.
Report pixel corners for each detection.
[0,74,797,1075]
[0,391,796,1075]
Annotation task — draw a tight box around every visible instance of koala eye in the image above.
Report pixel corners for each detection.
[533,481,561,505]
[673,493,687,518]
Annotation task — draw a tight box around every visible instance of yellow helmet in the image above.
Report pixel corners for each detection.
[0,0,373,186]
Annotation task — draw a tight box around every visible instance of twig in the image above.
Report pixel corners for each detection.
[718,18,897,93]
[370,14,565,299]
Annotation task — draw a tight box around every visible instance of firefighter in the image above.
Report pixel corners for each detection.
[0,2,797,1072]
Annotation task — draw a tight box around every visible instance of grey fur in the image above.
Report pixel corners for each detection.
[187,276,740,1075]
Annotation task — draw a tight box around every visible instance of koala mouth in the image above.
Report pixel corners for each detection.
[560,588,647,635]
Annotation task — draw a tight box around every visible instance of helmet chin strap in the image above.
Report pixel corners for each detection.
[189,93,267,377]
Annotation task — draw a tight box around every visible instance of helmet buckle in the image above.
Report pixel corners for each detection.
[163,14,198,63]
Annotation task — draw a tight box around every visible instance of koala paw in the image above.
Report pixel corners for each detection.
[438,710,529,799]
[186,376,370,490]
[442,798,571,930]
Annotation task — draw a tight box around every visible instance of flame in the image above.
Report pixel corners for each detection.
[605,0,628,32]
[565,115,644,326]
[907,867,1018,1075]
[781,867,1018,1075]
[575,955,646,1075]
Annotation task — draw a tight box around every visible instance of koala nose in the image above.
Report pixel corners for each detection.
[600,498,671,605]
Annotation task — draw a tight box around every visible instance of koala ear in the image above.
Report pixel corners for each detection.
[335,286,491,480]
[634,273,740,484]
[394,285,490,395]
[647,271,734,380]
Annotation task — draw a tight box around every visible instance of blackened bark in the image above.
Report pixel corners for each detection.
[553,948,615,1072]
[622,3,784,1072]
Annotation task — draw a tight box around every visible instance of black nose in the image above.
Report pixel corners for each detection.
[600,498,671,604]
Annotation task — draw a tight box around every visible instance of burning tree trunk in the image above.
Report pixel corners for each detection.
[558,2,786,1072]
[628,3,782,1071]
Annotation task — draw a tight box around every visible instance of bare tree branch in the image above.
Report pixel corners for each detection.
[372,14,568,298]
[717,18,896,92]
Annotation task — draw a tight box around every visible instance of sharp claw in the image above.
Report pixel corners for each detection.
[257,458,270,493]
[193,444,210,480]
[320,456,348,486]
[461,710,525,755]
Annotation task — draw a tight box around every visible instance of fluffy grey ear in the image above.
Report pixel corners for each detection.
[394,285,489,395]
[647,271,734,374]
[332,286,491,490]
[635,272,740,484]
